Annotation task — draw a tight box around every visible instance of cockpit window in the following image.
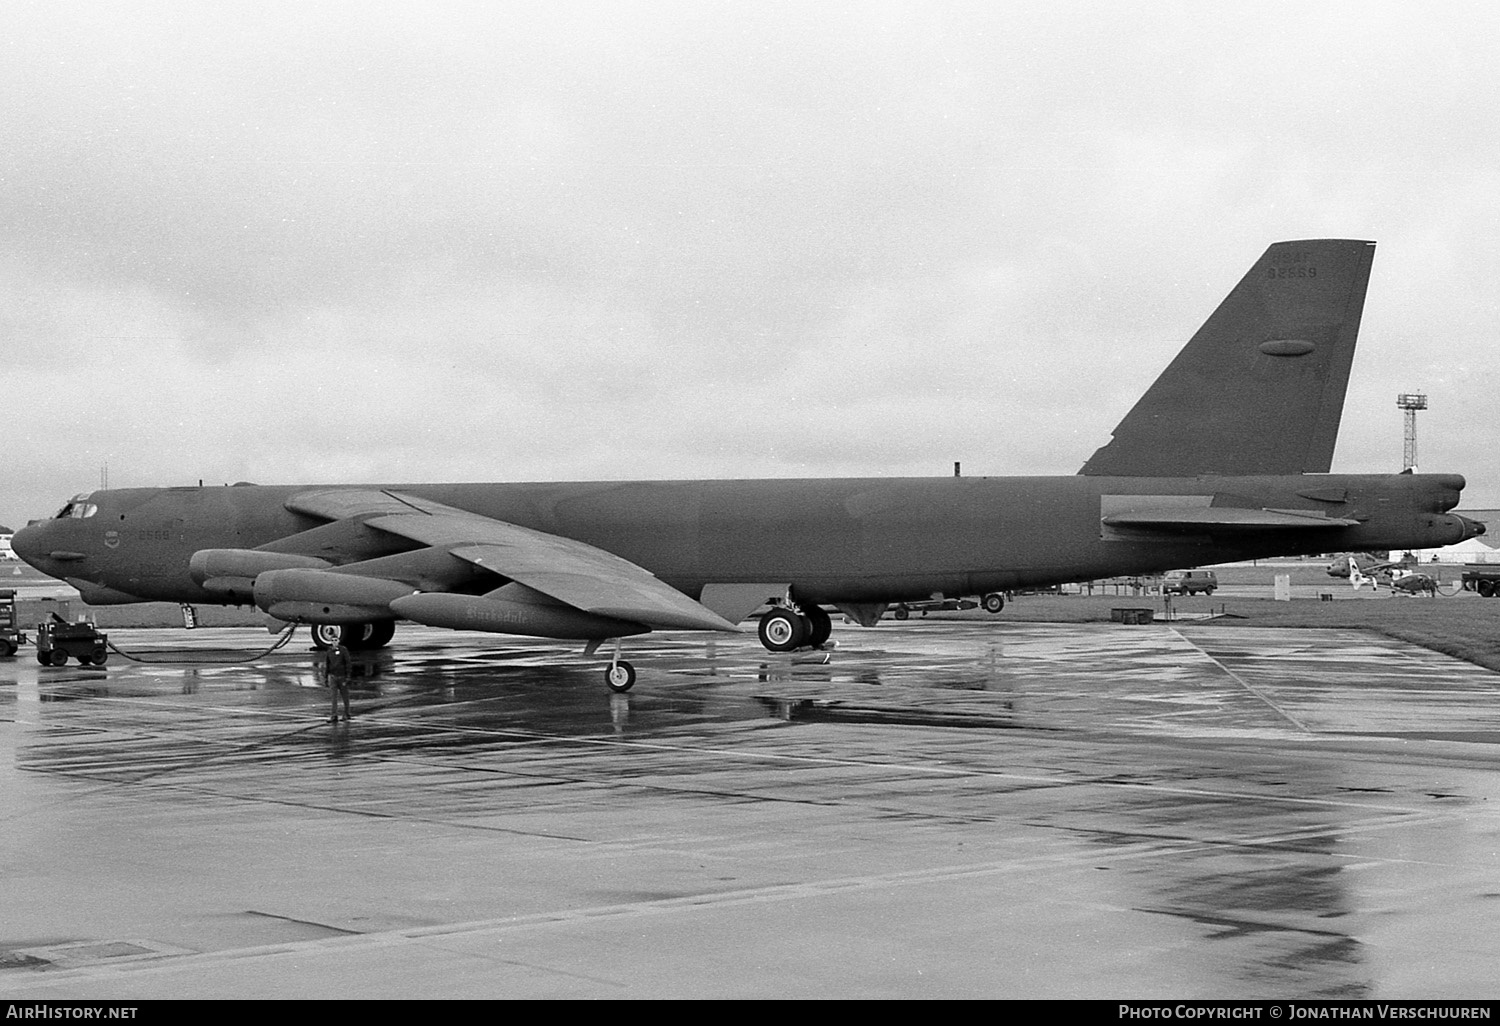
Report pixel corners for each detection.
[54,494,99,519]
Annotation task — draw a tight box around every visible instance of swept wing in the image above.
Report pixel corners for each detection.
[283,487,740,634]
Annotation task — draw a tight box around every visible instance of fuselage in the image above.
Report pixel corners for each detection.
[13,473,1478,609]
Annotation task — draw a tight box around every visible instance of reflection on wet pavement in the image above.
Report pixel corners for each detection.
[2,622,1499,998]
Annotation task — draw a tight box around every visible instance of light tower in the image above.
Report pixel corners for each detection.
[1396,392,1427,472]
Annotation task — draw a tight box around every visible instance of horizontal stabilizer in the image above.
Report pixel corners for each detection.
[1103,506,1361,535]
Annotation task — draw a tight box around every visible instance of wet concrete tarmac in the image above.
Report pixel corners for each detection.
[2,620,1500,999]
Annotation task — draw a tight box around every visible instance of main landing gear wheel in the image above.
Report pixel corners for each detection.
[605,660,637,693]
[310,622,396,651]
[364,620,396,648]
[342,621,395,650]
[803,605,833,648]
[758,608,809,653]
[982,592,1005,614]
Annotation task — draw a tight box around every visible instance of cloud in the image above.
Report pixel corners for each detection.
[4,1,1500,526]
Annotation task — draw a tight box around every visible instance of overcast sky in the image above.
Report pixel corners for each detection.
[3,0,1497,529]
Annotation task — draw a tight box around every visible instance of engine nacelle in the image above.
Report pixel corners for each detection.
[253,568,412,624]
[390,587,647,640]
[190,549,333,601]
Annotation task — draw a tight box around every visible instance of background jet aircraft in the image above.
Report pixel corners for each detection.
[14,239,1483,690]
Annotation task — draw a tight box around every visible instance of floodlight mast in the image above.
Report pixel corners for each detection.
[1396,393,1427,472]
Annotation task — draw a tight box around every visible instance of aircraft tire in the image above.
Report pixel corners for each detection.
[340,623,376,649]
[341,621,396,650]
[982,593,1005,614]
[310,624,342,650]
[804,605,833,648]
[758,609,808,652]
[605,660,636,693]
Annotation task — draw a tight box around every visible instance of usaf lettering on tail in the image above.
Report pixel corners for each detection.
[14,240,1483,689]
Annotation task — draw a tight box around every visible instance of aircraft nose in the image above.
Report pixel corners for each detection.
[10,523,45,567]
[9,521,76,572]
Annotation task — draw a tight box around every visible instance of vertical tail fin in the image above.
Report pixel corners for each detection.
[1348,557,1371,592]
[1079,239,1376,476]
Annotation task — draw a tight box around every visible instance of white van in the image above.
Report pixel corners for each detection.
[1162,570,1218,595]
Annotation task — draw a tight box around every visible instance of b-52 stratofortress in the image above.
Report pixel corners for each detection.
[14,239,1484,689]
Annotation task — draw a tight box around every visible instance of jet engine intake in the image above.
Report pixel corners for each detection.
[252,568,412,625]
[190,549,333,600]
